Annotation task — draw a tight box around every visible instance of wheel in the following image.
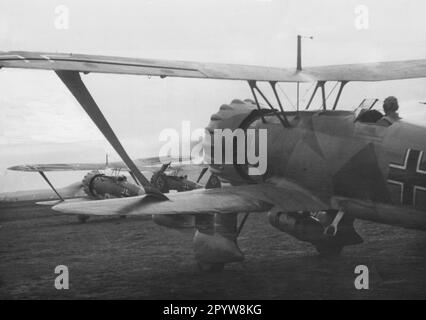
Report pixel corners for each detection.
[77,214,90,223]
[314,243,343,258]
[197,262,225,273]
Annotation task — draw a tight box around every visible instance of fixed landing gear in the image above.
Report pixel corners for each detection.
[193,213,245,273]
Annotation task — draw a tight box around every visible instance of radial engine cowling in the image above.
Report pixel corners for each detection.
[204,99,268,185]
[82,171,144,199]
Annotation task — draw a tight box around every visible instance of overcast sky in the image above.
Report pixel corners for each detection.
[1,0,426,191]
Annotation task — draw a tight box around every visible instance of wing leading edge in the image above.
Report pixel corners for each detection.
[0,51,307,82]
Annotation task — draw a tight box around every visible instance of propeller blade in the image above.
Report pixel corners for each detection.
[56,70,167,200]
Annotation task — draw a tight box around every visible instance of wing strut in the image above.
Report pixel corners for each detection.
[237,212,250,237]
[248,80,290,127]
[332,81,348,110]
[305,81,328,110]
[305,82,319,110]
[320,81,327,110]
[270,81,291,126]
[38,171,64,201]
[55,70,167,200]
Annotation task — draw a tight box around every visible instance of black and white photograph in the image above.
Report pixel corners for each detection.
[1,0,426,304]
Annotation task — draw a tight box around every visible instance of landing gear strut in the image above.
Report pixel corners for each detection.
[194,213,245,273]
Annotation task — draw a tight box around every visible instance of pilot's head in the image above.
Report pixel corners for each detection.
[383,96,399,115]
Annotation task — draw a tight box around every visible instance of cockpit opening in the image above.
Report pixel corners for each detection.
[355,96,401,127]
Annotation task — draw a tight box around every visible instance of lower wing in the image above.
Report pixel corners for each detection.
[52,180,328,216]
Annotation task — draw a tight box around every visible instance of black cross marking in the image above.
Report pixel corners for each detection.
[388,149,426,206]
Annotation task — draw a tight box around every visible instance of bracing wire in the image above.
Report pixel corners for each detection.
[277,83,296,110]
[326,82,339,101]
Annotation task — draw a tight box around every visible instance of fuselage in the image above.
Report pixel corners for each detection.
[206,100,426,228]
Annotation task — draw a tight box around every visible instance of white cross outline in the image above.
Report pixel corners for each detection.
[387,149,426,206]
[415,151,426,205]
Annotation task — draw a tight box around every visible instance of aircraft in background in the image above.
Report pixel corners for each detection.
[1,37,425,272]
[1,156,220,222]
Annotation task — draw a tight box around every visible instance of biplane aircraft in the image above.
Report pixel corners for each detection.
[1,38,426,272]
[1,156,219,222]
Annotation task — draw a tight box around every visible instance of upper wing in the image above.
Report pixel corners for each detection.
[2,51,426,82]
[8,163,109,172]
[305,59,426,81]
[7,156,200,172]
[0,181,84,203]
[0,51,307,82]
[52,180,328,216]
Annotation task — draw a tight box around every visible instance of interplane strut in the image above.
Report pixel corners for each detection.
[247,80,291,127]
[306,80,348,110]
[38,171,64,201]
